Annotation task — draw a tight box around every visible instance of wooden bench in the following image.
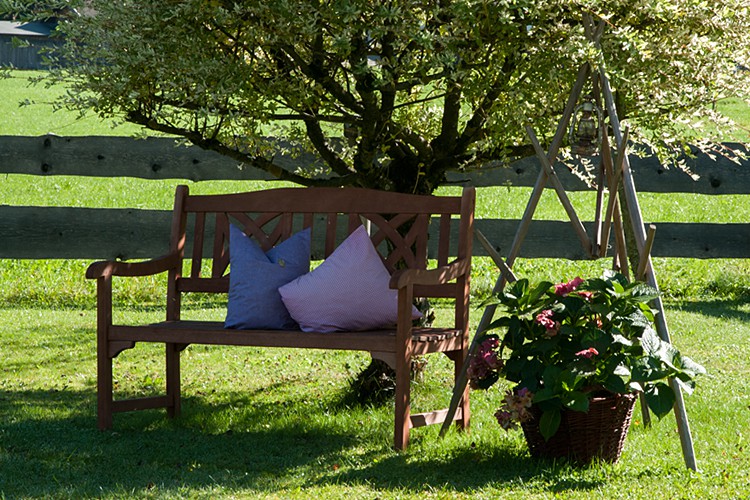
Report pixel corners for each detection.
[86,185,475,449]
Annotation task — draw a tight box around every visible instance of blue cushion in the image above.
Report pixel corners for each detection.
[225,225,311,330]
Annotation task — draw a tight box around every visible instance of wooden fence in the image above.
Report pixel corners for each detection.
[1,134,748,261]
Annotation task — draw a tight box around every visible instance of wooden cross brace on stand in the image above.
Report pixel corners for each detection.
[439,20,699,470]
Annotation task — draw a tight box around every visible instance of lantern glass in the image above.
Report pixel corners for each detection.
[570,98,601,156]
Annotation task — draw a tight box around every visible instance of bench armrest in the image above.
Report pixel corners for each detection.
[389,258,471,290]
[86,252,182,280]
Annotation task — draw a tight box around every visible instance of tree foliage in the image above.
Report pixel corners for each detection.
[48,0,750,193]
[0,0,77,22]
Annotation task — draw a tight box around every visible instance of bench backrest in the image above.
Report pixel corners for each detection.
[167,185,475,307]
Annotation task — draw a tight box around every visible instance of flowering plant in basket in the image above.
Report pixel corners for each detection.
[469,271,705,441]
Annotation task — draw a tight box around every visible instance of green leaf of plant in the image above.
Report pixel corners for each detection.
[567,361,595,382]
[586,277,610,294]
[626,310,653,330]
[542,365,562,389]
[611,333,633,346]
[486,316,511,331]
[658,342,682,371]
[532,387,555,403]
[559,368,582,391]
[539,409,561,441]
[640,327,662,357]
[613,362,631,378]
[673,374,696,395]
[564,391,589,412]
[473,372,499,390]
[504,279,529,302]
[645,382,676,418]
[603,374,629,394]
[629,282,660,302]
[504,356,527,379]
[629,381,644,393]
[478,294,501,309]
[676,355,707,377]
[630,357,654,382]
[527,281,553,306]
[632,356,671,383]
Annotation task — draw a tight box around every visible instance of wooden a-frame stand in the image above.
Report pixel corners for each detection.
[440,18,699,471]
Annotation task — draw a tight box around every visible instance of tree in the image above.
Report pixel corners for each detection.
[47,0,749,194]
[0,0,79,22]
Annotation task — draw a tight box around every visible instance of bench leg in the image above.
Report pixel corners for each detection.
[166,343,181,418]
[97,348,113,430]
[394,350,411,450]
[454,352,470,432]
[96,276,114,430]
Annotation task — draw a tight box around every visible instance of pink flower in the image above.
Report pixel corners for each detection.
[515,387,534,407]
[479,337,500,355]
[555,277,584,296]
[495,388,534,430]
[478,349,501,369]
[467,337,503,387]
[535,310,560,336]
[575,347,599,359]
[577,291,594,301]
[495,409,516,430]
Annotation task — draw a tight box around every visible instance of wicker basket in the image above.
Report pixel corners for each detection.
[521,392,638,464]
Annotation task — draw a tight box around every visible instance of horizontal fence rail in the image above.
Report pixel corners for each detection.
[1,206,748,260]
[1,135,749,261]
[2,134,749,193]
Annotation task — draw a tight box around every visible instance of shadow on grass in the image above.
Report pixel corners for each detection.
[0,386,609,497]
[666,298,750,324]
[0,388,357,497]
[323,446,607,494]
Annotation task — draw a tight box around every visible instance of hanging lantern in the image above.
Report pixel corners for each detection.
[569,96,603,156]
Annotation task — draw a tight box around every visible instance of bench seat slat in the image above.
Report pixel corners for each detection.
[110,322,463,354]
[175,279,459,297]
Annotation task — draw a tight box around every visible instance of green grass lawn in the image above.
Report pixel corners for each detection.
[1,302,748,499]
[1,70,749,498]
[0,70,146,137]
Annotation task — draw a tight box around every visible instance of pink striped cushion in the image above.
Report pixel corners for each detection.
[279,225,421,332]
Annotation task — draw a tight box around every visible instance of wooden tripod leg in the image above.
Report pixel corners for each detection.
[600,66,698,471]
[612,204,630,279]
[439,60,595,440]
[599,130,629,258]
[527,126,593,257]
[438,231,516,438]
[636,225,658,281]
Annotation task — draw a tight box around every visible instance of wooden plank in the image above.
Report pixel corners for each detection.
[448,146,750,194]
[0,206,172,260]
[1,206,747,260]
[1,135,749,193]
[0,135,301,181]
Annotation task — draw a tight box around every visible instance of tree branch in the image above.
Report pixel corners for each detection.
[278,43,365,115]
[455,57,523,154]
[126,110,355,187]
[434,84,461,155]
[302,117,356,178]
